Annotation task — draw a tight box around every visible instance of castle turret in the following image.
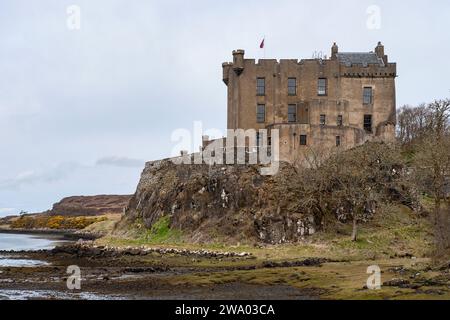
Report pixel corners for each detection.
[232,49,245,75]
[331,42,338,59]
[222,62,232,85]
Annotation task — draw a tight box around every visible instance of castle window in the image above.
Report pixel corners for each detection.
[257,78,265,96]
[318,78,327,96]
[337,115,343,126]
[364,114,373,133]
[336,136,341,147]
[288,104,297,122]
[300,135,307,146]
[363,87,373,105]
[288,78,297,95]
[256,104,266,123]
[320,114,326,126]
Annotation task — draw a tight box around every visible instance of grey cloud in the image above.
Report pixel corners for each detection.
[0,157,144,191]
[96,156,145,168]
[0,162,85,190]
[0,208,16,215]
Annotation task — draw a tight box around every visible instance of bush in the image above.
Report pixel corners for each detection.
[10,215,106,230]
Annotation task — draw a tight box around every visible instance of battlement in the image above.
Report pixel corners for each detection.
[340,63,397,78]
[223,42,396,81]
[223,57,334,69]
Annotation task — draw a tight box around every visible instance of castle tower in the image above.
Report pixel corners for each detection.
[222,43,397,165]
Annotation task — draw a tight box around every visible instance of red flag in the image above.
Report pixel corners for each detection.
[259,38,265,49]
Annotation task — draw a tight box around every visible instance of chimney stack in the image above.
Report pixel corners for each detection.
[375,41,388,65]
[331,42,338,59]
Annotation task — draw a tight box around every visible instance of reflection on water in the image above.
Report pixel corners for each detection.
[0,290,126,300]
[0,233,117,300]
[0,232,69,268]
[0,232,68,251]
[0,257,49,267]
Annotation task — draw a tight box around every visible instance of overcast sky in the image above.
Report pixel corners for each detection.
[0,0,449,216]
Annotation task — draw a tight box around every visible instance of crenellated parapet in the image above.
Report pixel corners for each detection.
[340,63,396,78]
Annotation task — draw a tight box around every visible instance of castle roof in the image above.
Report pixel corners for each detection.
[337,52,385,67]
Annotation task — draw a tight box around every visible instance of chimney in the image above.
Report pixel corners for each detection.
[375,41,388,65]
[331,42,338,59]
[232,49,245,75]
[202,135,210,149]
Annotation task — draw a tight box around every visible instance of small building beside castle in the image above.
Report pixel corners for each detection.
[221,42,397,164]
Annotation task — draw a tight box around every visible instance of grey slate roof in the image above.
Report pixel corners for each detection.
[336,52,385,67]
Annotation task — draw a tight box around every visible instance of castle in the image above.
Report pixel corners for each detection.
[221,42,397,164]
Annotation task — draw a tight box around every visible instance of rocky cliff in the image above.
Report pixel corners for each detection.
[47,195,132,216]
[118,159,316,244]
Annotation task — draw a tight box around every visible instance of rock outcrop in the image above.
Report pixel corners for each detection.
[118,159,316,244]
[51,241,252,259]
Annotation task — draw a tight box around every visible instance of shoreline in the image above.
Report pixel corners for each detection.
[0,240,448,300]
[0,243,320,300]
[0,228,98,241]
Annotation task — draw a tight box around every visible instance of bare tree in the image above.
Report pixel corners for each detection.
[413,99,450,257]
[397,104,429,145]
[326,143,404,241]
[290,142,406,241]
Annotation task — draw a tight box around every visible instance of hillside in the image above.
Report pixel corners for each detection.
[115,142,420,246]
[46,195,132,216]
[0,195,131,233]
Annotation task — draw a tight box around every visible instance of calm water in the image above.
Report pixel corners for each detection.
[0,232,68,267]
[0,232,68,251]
[0,233,124,300]
[0,290,125,300]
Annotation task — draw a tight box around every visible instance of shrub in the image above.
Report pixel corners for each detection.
[10,215,106,230]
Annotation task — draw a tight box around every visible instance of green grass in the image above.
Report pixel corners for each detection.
[142,215,183,243]
[161,257,450,300]
[97,203,435,263]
